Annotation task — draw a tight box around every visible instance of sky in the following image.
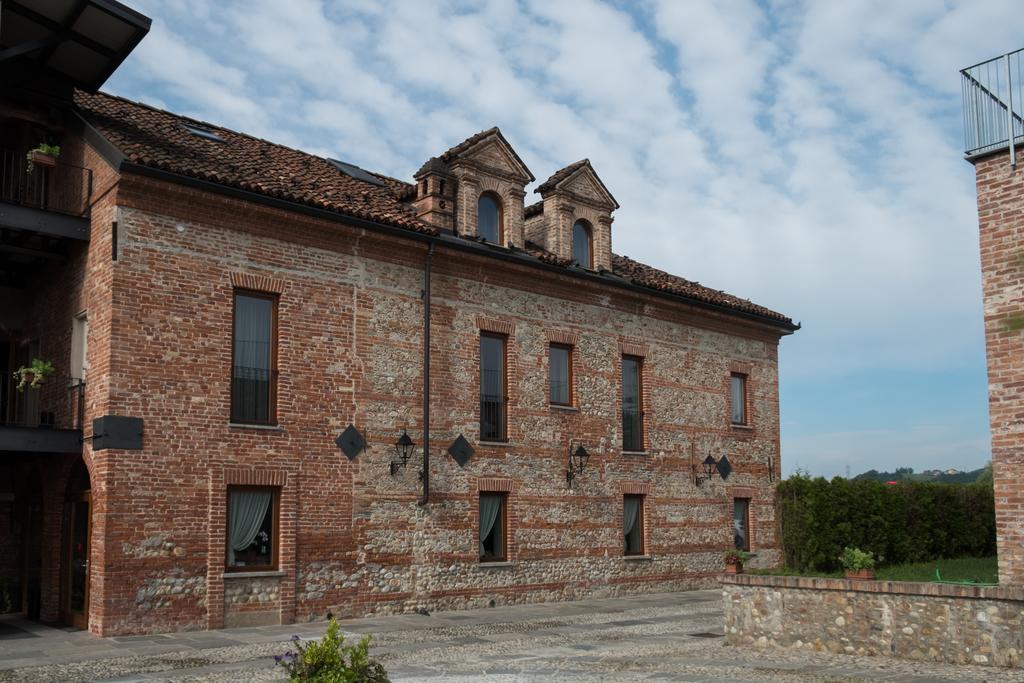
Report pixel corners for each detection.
[104,0,1024,478]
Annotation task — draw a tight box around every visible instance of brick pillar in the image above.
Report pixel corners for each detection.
[973,151,1024,584]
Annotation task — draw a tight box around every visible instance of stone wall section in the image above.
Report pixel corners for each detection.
[722,574,1024,668]
[973,150,1024,585]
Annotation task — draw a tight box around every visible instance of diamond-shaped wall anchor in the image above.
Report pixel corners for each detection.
[717,454,732,481]
[335,424,366,461]
[447,434,474,468]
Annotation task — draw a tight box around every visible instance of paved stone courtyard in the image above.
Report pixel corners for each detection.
[0,590,1022,682]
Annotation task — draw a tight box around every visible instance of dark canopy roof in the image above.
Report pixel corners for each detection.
[0,0,150,92]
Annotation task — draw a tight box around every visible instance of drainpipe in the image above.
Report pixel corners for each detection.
[419,242,433,505]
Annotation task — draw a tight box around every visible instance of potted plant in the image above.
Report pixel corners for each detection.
[26,143,60,172]
[14,358,55,391]
[723,549,751,574]
[840,546,876,580]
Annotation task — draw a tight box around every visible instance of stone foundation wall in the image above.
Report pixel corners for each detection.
[722,574,1024,668]
[223,575,281,627]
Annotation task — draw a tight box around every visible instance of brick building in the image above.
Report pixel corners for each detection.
[0,0,797,635]
[963,49,1024,586]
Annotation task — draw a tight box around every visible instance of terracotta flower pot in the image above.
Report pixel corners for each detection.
[844,568,875,580]
[29,150,57,168]
[724,562,743,574]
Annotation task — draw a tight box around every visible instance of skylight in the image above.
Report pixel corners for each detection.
[328,159,386,187]
[182,124,225,142]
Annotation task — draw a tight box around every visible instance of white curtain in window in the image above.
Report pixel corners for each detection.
[731,375,745,423]
[479,495,502,555]
[734,499,749,550]
[623,496,640,550]
[228,489,272,565]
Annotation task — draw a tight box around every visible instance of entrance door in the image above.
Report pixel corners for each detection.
[64,491,90,629]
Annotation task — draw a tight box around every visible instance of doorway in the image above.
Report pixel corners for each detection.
[61,461,90,629]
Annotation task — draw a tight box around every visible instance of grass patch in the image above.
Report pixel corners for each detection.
[875,556,997,584]
[749,556,998,584]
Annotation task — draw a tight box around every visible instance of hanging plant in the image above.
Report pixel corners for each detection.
[14,358,55,391]
[26,143,61,173]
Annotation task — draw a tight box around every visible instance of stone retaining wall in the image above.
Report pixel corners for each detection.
[722,574,1024,667]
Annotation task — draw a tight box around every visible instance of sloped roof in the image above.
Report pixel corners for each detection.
[536,159,619,208]
[73,90,793,328]
[74,91,431,233]
[610,255,790,323]
[437,126,535,181]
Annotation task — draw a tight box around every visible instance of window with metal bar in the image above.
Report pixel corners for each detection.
[549,343,572,406]
[730,373,747,425]
[231,291,277,424]
[621,355,643,451]
[480,334,507,441]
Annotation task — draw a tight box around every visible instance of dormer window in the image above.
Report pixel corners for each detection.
[477,193,503,244]
[572,220,592,268]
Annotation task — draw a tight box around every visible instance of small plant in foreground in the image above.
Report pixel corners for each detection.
[840,546,876,572]
[274,618,389,682]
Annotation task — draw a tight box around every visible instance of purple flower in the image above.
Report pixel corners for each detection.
[292,634,301,642]
[273,655,282,663]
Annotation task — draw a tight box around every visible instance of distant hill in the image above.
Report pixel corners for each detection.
[852,466,987,484]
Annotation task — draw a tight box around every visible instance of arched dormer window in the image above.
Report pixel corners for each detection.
[477,193,503,244]
[572,220,592,268]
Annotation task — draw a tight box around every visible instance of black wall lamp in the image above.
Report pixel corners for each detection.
[390,430,416,476]
[565,443,590,488]
[694,454,732,487]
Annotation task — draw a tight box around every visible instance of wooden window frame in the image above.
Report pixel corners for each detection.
[479,332,508,442]
[548,343,573,407]
[225,485,280,572]
[730,372,748,426]
[231,289,279,425]
[477,191,504,245]
[622,355,644,451]
[572,219,593,269]
[479,492,508,563]
[623,493,645,556]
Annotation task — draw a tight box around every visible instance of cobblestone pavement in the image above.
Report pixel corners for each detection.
[0,591,1021,682]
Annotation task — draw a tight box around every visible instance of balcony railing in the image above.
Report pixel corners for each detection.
[231,366,277,424]
[0,148,93,217]
[961,49,1024,159]
[0,372,85,431]
[480,393,506,442]
[622,409,644,451]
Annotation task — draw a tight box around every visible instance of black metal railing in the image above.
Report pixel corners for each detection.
[961,49,1024,157]
[622,409,643,451]
[0,371,85,430]
[0,148,93,217]
[480,392,506,442]
[231,366,277,424]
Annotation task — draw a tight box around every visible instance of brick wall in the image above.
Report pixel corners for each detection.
[973,151,1024,585]
[68,156,787,634]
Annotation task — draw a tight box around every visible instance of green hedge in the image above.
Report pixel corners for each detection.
[776,476,995,572]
